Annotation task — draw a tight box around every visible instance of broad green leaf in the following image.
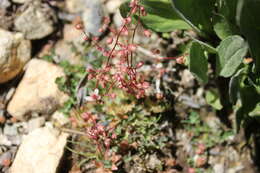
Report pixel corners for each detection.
[206,89,223,110]
[237,0,260,73]
[188,42,208,83]
[119,0,190,32]
[119,1,129,18]
[171,0,216,36]
[249,103,260,116]
[213,19,237,40]
[213,0,239,40]
[189,36,217,54]
[217,35,248,77]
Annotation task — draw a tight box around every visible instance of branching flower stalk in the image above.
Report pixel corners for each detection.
[75,0,152,101]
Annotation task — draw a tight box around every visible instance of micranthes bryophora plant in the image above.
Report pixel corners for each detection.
[62,0,173,171]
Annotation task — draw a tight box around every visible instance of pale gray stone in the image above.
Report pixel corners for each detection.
[0,29,31,83]
[7,59,68,120]
[10,125,69,173]
[14,1,57,39]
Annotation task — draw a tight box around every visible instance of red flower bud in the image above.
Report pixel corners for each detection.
[106,37,113,44]
[136,61,144,68]
[124,17,132,24]
[143,30,151,37]
[75,23,83,30]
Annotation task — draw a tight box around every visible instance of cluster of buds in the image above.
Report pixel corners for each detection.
[82,112,117,156]
[75,0,152,101]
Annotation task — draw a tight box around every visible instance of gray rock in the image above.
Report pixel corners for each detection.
[14,1,57,39]
[0,0,11,9]
[113,9,124,28]
[213,164,225,173]
[82,0,103,36]
[54,24,85,65]
[7,135,21,146]
[12,0,32,4]
[10,125,69,173]
[0,29,31,83]
[180,69,195,88]
[3,124,18,136]
[0,134,12,146]
[65,0,87,13]
[27,117,45,132]
[7,59,69,120]
[105,0,122,13]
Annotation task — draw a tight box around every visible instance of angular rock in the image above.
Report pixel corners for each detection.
[0,134,12,146]
[82,0,103,36]
[7,59,68,120]
[52,111,70,127]
[65,0,87,13]
[14,1,57,39]
[0,0,11,9]
[105,0,122,13]
[11,0,31,3]
[27,117,45,132]
[54,24,84,65]
[3,124,18,136]
[10,125,69,173]
[0,29,31,83]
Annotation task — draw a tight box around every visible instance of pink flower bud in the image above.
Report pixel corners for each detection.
[103,51,110,57]
[82,112,91,120]
[92,37,99,41]
[106,37,113,44]
[124,17,132,24]
[75,23,83,30]
[110,93,116,99]
[121,27,129,36]
[176,55,186,65]
[111,164,118,171]
[188,168,196,173]
[140,6,147,16]
[143,29,151,37]
[97,124,105,133]
[142,82,149,89]
[104,138,111,148]
[131,6,138,14]
[83,35,89,41]
[111,133,117,139]
[98,28,104,33]
[128,44,137,52]
[136,61,144,68]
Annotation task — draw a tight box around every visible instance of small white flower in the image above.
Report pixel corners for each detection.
[84,89,101,101]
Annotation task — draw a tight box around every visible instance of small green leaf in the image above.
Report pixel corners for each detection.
[217,35,248,77]
[119,0,190,32]
[249,103,260,116]
[188,42,208,83]
[206,89,223,110]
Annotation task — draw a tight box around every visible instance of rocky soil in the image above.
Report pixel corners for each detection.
[0,0,259,173]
